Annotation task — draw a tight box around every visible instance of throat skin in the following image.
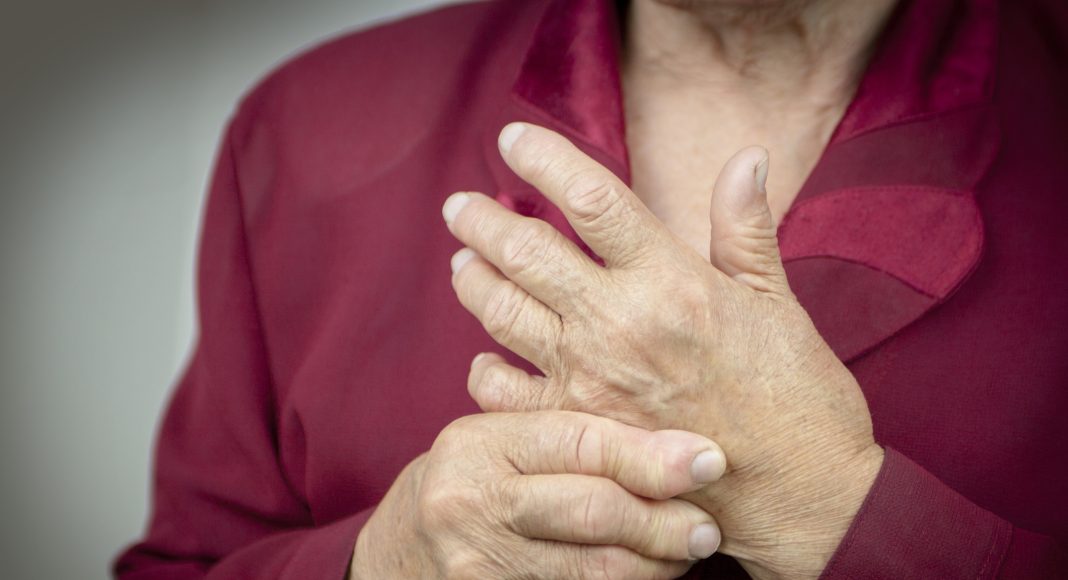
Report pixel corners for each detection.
[619,0,899,259]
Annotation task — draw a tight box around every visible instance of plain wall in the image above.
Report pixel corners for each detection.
[0,1,445,577]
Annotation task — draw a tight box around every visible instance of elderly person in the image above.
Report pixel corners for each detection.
[115,0,1067,578]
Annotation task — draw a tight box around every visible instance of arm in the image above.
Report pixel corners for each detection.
[819,447,1065,579]
[113,117,375,579]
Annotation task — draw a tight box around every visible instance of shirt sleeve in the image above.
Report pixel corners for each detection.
[820,447,1067,579]
[112,115,377,579]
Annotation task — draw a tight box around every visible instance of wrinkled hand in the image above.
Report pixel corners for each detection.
[351,411,727,579]
[443,123,884,579]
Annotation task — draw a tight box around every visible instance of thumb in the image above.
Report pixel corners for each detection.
[707,146,788,294]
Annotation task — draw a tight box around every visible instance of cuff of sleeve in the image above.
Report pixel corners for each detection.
[208,505,377,580]
[819,447,1011,580]
[284,507,377,580]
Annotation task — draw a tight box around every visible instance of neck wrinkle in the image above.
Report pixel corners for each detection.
[622,0,899,105]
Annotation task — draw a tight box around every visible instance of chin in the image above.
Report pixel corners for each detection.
[650,0,804,11]
[647,0,808,21]
[654,0,791,5]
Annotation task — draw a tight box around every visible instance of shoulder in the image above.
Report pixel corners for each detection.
[226,1,538,148]
[215,0,544,225]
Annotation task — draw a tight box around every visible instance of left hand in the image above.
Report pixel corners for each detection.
[443,122,884,579]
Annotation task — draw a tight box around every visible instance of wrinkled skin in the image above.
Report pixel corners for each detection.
[351,411,727,579]
[444,123,884,579]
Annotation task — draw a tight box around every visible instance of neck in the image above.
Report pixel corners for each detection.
[622,0,899,109]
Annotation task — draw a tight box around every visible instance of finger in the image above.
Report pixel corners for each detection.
[707,146,790,294]
[467,352,557,413]
[504,474,722,561]
[498,411,728,499]
[451,249,562,372]
[538,542,693,580]
[497,122,673,268]
[443,191,602,313]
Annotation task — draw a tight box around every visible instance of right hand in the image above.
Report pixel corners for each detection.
[350,410,727,579]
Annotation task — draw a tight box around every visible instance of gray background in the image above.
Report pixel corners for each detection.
[0,0,446,577]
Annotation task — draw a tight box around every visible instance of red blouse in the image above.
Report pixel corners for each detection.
[115,0,1068,577]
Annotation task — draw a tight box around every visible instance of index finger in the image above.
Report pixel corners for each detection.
[496,410,727,500]
[498,122,672,268]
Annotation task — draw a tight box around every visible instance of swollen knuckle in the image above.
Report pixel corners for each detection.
[640,444,678,501]
[441,549,488,579]
[500,223,553,273]
[655,280,710,337]
[419,483,473,529]
[478,362,509,391]
[483,285,528,343]
[437,415,481,449]
[477,364,515,408]
[649,472,673,502]
[445,414,480,436]
[562,172,619,222]
[675,280,711,312]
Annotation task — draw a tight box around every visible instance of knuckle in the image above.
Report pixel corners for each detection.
[582,546,635,580]
[419,481,477,531]
[561,171,620,223]
[645,477,671,502]
[637,438,678,501]
[441,548,490,579]
[498,479,535,533]
[652,279,710,338]
[475,364,515,410]
[566,416,616,476]
[443,414,479,437]
[575,484,622,538]
[482,284,529,344]
[570,420,601,474]
[677,279,713,314]
[479,363,511,391]
[644,501,692,558]
[500,221,554,274]
[436,415,482,450]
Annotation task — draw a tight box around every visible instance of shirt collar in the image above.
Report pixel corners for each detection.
[483,0,1001,362]
[512,0,629,176]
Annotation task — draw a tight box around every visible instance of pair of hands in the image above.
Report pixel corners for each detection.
[353,123,883,579]
[354,411,727,579]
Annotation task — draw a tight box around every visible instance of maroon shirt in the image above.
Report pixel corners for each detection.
[115,0,1068,577]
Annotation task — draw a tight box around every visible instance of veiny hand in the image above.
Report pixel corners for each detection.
[350,411,728,579]
[443,123,885,579]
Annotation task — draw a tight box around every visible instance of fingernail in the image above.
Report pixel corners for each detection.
[691,449,726,484]
[442,193,471,224]
[451,248,476,274]
[754,152,769,194]
[471,352,488,367]
[688,523,721,559]
[498,122,527,154]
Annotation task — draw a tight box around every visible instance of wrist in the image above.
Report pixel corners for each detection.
[724,443,885,580]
